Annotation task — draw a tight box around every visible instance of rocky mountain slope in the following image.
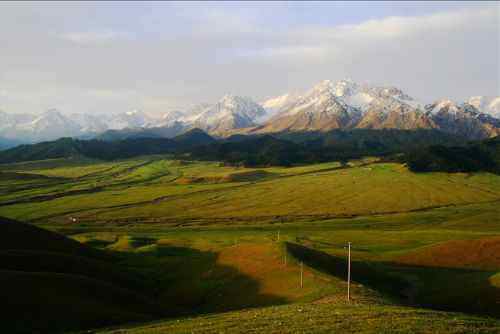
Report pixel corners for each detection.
[467,96,500,119]
[254,80,499,140]
[181,95,267,134]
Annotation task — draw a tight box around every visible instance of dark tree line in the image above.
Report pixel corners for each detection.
[2,128,496,174]
[405,136,500,174]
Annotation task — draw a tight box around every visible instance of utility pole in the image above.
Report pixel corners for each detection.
[277,230,280,242]
[300,261,304,288]
[347,242,351,301]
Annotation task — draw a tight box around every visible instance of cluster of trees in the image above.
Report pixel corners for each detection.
[192,129,467,167]
[2,127,497,174]
[0,137,177,163]
[405,136,500,174]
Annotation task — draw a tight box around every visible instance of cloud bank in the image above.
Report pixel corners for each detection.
[0,1,498,115]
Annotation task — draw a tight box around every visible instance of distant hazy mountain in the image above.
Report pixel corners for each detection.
[69,113,109,134]
[105,109,154,130]
[0,137,23,150]
[8,109,82,142]
[0,109,162,143]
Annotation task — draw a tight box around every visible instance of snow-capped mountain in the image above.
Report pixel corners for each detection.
[70,113,109,134]
[253,80,499,139]
[12,109,82,142]
[255,80,361,133]
[0,81,498,143]
[426,99,500,139]
[467,96,500,119]
[255,79,431,133]
[261,93,301,122]
[105,109,155,130]
[0,109,160,142]
[180,95,267,134]
[94,95,269,140]
[158,110,186,127]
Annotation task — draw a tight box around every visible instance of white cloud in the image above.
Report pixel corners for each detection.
[0,3,497,115]
[60,30,131,44]
[248,7,497,60]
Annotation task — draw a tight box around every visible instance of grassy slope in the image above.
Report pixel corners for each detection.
[97,303,500,334]
[0,217,161,333]
[82,234,346,316]
[1,158,499,224]
[2,270,158,334]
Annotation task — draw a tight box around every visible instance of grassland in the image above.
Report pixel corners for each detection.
[1,156,499,225]
[97,303,500,334]
[1,156,500,332]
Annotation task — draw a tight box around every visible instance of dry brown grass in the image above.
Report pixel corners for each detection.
[215,242,336,302]
[396,236,500,270]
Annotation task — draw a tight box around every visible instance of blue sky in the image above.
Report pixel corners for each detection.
[0,1,498,114]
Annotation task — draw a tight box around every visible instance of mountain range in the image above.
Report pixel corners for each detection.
[248,80,500,139]
[0,80,498,145]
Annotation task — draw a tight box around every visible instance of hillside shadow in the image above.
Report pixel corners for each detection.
[285,242,500,318]
[114,244,289,318]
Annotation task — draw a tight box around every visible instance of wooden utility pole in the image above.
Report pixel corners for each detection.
[347,242,351,301]
[300,261,304,288]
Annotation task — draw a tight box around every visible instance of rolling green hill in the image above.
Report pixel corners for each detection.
[96,302,500,334]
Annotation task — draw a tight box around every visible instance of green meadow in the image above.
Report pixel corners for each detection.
[1,156,500,333]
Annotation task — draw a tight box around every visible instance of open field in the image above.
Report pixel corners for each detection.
[1,156,499,224]
[1,156,500,332]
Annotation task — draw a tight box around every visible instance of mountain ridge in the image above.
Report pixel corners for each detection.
[1,80,498,143]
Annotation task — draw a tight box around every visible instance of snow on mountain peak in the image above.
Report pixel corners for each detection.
[1,79,498,142]
[125,109,141,116]
[333,79,359,97]
[181,95,267,133]
[426,99,459,114]
[310,80,334,95]
[467,96,500,118]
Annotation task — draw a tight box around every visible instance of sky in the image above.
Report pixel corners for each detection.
[0,1,498,115]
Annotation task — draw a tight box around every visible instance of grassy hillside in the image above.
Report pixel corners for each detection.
[97,303,500,334]
[0,217,161,333]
